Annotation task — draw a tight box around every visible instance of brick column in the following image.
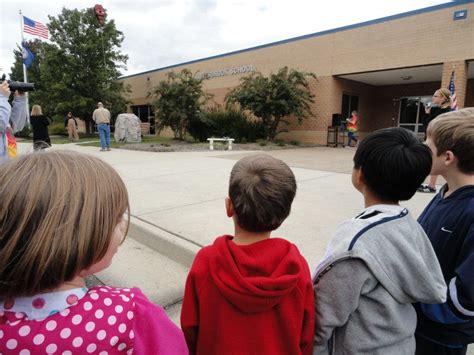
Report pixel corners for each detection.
[441,61,468,109]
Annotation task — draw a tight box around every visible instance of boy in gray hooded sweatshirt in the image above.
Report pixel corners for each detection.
[313,127,447,355]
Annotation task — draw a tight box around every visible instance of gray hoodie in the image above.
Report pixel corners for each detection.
[313,204,447,355]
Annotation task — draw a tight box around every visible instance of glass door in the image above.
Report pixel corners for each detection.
[398,96,431,134]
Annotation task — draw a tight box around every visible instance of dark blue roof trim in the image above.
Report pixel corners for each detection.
[120,1,474,79]
[348,209,409,251]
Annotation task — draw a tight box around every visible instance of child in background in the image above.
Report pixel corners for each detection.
[181,154,314,355]
[0,150,187,354]
[346,110,359,147]
[415,108,474,355]
[314,127,446,354]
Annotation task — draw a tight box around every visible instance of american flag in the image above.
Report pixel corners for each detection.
[23,16,49,39]
[448,71,457,110]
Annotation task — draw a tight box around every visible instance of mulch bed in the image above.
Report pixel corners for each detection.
[120,141,318,152]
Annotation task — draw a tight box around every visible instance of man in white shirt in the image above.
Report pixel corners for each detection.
[92,102,111,151]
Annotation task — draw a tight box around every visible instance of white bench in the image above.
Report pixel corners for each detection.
[207,137,235,151]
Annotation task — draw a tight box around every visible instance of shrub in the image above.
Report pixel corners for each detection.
[49,122,67,136]
[15,124,33,138]
[290,140,300,146]
[187,106,266,143]
[186,113,213,142]
[50,114,64,123]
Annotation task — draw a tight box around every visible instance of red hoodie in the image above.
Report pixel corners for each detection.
[181,235,314,355]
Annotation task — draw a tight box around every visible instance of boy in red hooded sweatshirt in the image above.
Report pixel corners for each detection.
[181,154,314,355]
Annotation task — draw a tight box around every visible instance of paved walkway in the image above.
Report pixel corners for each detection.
[16,141,440,270]
[17,142,468,353]
[22,143,437,261]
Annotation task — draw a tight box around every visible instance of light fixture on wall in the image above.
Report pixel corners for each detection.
[400,75,413,81]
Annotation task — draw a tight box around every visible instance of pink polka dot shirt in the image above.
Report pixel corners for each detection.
[0,286,187,354]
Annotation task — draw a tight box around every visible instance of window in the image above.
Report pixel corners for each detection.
[341,93,359,120]
[130,105,155,134]
[131,105,152,122]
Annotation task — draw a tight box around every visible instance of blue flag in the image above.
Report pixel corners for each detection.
[21,42,35,68]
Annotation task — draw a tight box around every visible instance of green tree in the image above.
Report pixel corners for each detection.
[149,69,210,140]
[10,39,45,106]
[10,7,130,132]
[226,67,316,141]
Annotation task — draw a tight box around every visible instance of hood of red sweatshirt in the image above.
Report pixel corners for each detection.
[209,235,303,314]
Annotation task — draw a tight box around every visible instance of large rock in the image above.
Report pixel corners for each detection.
[114,113,142,143]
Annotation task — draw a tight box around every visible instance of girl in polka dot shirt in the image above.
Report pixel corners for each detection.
[0,151,188,354]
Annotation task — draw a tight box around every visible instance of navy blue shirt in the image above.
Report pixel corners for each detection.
[415,184,474,347]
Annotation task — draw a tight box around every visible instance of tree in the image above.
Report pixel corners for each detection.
[226,67,316,141]
[10,7,130,133]
[149,69,210,140]
[10,39,45,106]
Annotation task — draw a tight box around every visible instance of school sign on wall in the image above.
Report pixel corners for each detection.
[196,65,256,79]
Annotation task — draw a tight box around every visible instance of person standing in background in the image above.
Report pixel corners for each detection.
[418,88,451,193]
[346,110,359,148]
[93,101,111,151]
[30,104,51,150]
[64,111,79,142]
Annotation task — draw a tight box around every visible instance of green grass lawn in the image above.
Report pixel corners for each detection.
[78,135,176,148]
[50,135,99,144]
[49,134,176,146]
[38,134,300,151]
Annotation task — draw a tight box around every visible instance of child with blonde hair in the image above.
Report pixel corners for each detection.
[0,150,187,354]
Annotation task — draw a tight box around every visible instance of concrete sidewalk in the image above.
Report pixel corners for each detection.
[14,143,442,315]
[16,142,473,354]
[18,143,436,263]
[16,141,438,273]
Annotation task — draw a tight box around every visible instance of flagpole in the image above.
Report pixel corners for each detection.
[19,10,30,124]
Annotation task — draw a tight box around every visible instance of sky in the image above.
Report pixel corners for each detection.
[0,0,449,78]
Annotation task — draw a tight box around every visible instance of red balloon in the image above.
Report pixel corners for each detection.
[94,4,106,26]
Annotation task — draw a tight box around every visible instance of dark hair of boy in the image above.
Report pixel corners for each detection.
[229,154,296,233]
[353,127,432,202]
[427,108,474,174]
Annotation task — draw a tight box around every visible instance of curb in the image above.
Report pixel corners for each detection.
[127,216,202,269]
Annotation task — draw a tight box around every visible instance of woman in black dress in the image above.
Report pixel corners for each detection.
[30,105,51,150]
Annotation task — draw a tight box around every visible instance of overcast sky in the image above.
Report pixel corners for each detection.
[1,0,449,78]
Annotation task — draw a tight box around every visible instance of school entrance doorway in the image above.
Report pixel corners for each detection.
[398,95,431,135]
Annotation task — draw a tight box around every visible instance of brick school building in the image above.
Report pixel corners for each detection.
[118,1,474,144]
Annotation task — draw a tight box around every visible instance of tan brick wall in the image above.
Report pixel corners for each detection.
[441,61,469,108]
[120,2,473,91]
[372,81,442,130]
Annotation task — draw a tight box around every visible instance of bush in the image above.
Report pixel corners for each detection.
[49,122,67,136]
[186,113,212,142]
[187,106,266,143]
[290,140,300,146]
[51,114,65,123]
[15,124,33,139]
